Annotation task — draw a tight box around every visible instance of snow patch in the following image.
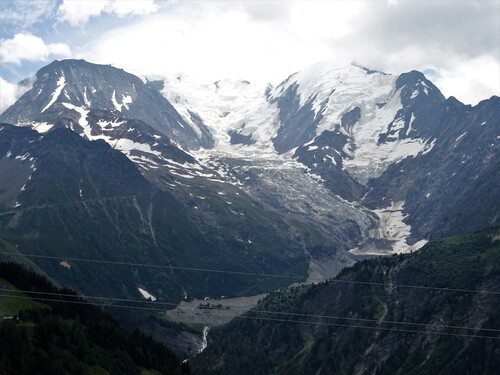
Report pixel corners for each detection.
[31,122,53,133]
[325,155,337,165]
[111,90,121,111]
[83,87,91,107]
[138,288,156,301]
[111,91,132,112]
[62,103,91,139]
[455,132,467,142]
[15,153,30,161]
[41,74,66,113]
[344,118,430,186]
[420,139,436,155]
[406,113,416,136]
[113,138,161,157]
[351,201,428,255]
[97,119,125,129]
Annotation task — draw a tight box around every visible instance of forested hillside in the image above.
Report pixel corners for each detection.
[0,262,189,375]
[193,228,500,374]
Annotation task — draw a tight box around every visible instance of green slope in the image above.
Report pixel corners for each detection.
[0,125,314,303]
[0,262,189,375]
[193,227,500,375]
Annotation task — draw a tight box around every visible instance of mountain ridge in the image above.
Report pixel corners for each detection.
[0,58,497,294]
[0,59,213,150]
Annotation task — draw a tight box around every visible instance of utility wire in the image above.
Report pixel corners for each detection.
[236,314,500,341]
[1,288,500,334]
[0,293,498,341]
[1,251,499,296]
[0,252,305,279]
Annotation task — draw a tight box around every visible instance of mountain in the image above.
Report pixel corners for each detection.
[0,58,497,304]
[266,65,498,245]
[0,261,189,375]
[0,122,318,302]
[363,95,499,242]
[192,227,500,375]
[0,59,213,150]
[155,61,499,254]
[0,57,498,370]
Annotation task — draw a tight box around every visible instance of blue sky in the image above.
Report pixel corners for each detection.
[0,0,499,112]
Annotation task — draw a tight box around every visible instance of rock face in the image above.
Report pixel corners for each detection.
[295,65,491,250]
[364,95,499,242]
[202,61,498,248]
[0,59,213,149]
[0,122,318,300]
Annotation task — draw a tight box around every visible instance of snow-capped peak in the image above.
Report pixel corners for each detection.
[151,73,279,155]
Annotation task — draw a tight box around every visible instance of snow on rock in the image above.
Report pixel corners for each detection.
[111,90,133,112]
[41,74,66,113]
[268,62,434,184]
[455,132,467,142]
[83,87,91,107]
[138,287,156,301]
[112,138,160,157]
[154,63,433,187]
[352,201,427,255]
[31,122,53,133]
[97,119,125,129]
[111,90,121,111]
[62,103,91,139]
[121,94,132,110]
[60,103,169,163]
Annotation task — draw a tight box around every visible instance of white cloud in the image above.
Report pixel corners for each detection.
[433,56,500,105]
[0,76,32,114]
[0,0,57,29]
[2,1,496,105]
[79,3,336,85]
[0,33,71,64]
[0,78,17,113]
[79,0,499,106]
[108,0,159,17]
[57,0,158,26]
[289,1,363,40]
[326,1,500,104]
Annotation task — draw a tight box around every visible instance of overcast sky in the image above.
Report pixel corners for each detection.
[0,0,499,112]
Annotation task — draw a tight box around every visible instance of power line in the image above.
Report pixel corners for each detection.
[1,288,500,334]
[1,251,499,296]
[0,293,498,341]
[0,252,305,279]
[236,314,500,341]
[0,287,179,307]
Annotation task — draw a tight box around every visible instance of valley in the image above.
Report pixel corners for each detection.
[0,58,498,368]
